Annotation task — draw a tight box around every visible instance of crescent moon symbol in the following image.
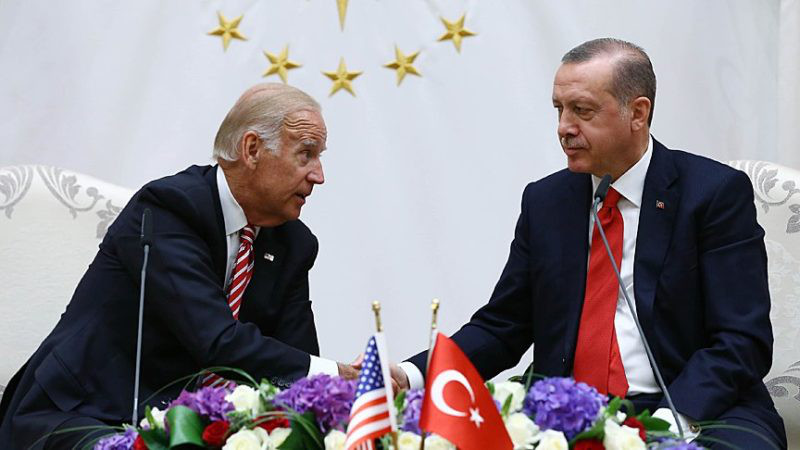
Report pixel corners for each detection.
[430,369,476,418]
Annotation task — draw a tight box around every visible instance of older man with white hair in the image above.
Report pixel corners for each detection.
[0,83,355,449]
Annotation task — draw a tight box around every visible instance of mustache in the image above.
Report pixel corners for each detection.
[560,136,587,148]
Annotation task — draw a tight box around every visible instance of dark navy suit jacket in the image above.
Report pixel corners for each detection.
[0,165,321,449]
[409,139,784,441]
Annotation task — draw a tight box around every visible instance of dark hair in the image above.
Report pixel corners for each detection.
[562,38,656,126]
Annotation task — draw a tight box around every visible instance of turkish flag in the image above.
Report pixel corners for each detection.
[419,333,513,450]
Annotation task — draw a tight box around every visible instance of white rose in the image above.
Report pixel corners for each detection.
[252,427,273,450]
[424,434,456,450]
[324,430,346,450]
[535,430,568,450]
[603,419,646,450]
[139,406,166,430]
[226,385,262,415]
[270,427,292,448]
[504,412,539,449]
[222,428,264,450]
[396,431,422,450]
[493,381,527,413]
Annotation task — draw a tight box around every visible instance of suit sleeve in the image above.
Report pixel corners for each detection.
[665,170,773,420]
[115,185,313,386]
[408,184,535,379]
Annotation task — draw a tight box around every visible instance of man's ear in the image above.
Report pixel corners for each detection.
[629,97,651,132]
[239,131,261,168]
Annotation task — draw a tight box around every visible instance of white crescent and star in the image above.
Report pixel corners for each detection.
[430,369,484,427]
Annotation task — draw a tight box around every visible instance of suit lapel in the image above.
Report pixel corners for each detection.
[204,166,229,286]
[634,139,679,354]
[559,173,592,365]
[240,227,286,320]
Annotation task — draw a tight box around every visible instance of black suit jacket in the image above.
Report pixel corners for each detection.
[0,165,321,448]
[409,139,783,438]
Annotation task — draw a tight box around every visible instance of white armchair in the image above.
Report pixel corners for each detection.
[728,160,800,447]
[0,165,133,396]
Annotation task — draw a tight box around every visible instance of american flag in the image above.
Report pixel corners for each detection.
[344,333,397,450]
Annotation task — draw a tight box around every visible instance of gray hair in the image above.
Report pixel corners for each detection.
[213,83,321,161]
[562,38,656,126]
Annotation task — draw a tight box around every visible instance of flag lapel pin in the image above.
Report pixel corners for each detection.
[656,200,665,210]
[264,252,275,262]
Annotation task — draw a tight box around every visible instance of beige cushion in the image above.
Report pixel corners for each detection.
[0,165,133,391]
[729,160,800,447]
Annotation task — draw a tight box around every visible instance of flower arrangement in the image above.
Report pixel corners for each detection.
[91,375,704,450]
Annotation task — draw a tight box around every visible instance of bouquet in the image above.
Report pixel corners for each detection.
[91,375,704,450]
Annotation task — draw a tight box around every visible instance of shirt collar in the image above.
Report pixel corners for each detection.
[591,135,653,208]
[216,165,248,236]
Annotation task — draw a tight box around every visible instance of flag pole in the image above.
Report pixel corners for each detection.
[420,298,440,450]
[372,301,399,450]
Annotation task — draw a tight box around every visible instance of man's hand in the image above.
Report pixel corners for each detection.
[337,362,359,380]
[390,363,410,392]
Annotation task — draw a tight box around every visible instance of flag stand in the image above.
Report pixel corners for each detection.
[372,301,399,450]
[420,298,440,450]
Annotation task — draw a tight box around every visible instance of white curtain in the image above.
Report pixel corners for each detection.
[0,0,791,379]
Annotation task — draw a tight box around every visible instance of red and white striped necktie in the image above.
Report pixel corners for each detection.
[226,225,256,319]
[202,224,256,387]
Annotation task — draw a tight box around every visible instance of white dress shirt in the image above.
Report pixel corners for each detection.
[216,166,338,377]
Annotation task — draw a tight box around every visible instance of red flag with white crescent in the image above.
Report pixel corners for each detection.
[419,333,513,450]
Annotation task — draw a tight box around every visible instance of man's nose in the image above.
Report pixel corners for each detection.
[308,160,324,184]
[558,112,578,138]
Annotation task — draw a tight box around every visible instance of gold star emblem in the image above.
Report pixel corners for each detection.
[263,46,301,83]
[384,46,421,86]
[208,11,247,51]
[322,57,362,97]
[438,14,476,52]
[336,0,349,30]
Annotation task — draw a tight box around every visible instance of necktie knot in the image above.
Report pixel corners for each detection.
[603,187,622,209]
[240,225,256,244]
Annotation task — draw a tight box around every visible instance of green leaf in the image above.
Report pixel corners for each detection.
[278,411,324,450]
[639,416,671,432]
[165,405,205,447]
[486,381,495,395]
[394,390,407,418]
[605,397,622,416]
[501,394,514,418]
[139,427,170,450]
[569,418,605,445]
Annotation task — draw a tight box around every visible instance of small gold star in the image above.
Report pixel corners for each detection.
[322,57,362,97]
[384,46,421,86]
[263,46,301,83]
[336,0,349,30]
[208,11,247,51]
[438,14,476,53]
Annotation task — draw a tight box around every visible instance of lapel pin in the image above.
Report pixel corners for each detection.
[264,252,275,262]
[656,200,665,210]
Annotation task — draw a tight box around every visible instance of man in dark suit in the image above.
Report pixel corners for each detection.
[394,39,787,448]
[0,83,357,449]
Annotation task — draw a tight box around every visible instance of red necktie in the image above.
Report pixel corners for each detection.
[573,187,629,397]
[202,225,256,387]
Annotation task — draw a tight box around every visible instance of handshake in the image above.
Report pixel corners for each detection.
[337,355,410,394]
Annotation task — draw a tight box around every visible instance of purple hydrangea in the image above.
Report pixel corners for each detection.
[522,377,606,440]
[400,389,425,435]
[168,385,235,422]
[93,427,138,450]
[274,374,356,433]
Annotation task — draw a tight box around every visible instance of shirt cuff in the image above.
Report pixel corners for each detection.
[308,355,339,377]
[398,361,425,390]
[652,408,699,442]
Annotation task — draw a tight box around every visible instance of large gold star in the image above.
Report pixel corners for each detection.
[384,46,421,86]
[322,58,362,97]
[263,46,301,83]
[208,11,247,51]
[438,14,476,53]
[336,0,349,30]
